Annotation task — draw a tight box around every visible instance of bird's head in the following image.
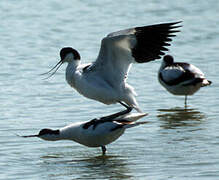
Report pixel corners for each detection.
[60,47,81,63]
[163,55,174,65]
[41,47,80,79]
[20,128,60,141]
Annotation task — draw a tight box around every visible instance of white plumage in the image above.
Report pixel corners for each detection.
[20,108,147,155]
[158,55,212,106]
[43,22,181,112]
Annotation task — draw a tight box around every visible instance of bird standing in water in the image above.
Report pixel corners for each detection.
[20,107,148,155]
[158,55,212,107]
[43,22,181,112]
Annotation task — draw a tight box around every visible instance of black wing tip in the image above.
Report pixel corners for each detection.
[157,21,183,31]
[165,21,183,32]
[135,21,182,37]
[132,21,182,63]
[136,21,182,29]
[168,21,183,25]
[161,21,183,28]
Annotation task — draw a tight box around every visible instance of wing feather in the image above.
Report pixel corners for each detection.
[161,66,185,82]
[160,65,197,86]
[90,21,181,85]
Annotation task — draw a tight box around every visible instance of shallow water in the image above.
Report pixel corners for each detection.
[1,0,219,179]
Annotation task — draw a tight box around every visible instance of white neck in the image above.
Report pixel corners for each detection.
[59,123,82,142]
[65,60,80,86]
[159,60,167,71]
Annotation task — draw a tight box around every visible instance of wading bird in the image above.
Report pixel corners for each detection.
[43,22,181,112]
[20,107,148,155]
[158,55,212,107]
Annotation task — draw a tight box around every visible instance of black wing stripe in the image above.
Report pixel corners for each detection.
[82,118,98,129]
[82,108,132,130]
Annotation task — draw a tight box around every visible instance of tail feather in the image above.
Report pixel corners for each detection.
[123,121,148,129]
[115,112,148,122]
[111,112,148,131]
[119,112,148,128]
[202,79,212,87]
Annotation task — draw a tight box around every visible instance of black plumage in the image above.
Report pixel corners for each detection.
[132,22,181,63]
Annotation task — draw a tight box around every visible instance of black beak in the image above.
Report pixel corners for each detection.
[17,134,39,138]
[41,59,63,79]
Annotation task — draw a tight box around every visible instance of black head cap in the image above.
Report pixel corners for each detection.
[163,55,174,64]
[38,128,60,136]
[60,47,81,61]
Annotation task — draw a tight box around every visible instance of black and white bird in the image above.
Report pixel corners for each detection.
[20,108,148,155]
[158,55,212,106]
[43,22,181,112]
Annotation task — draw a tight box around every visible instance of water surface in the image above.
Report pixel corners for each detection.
[1,0,219,179]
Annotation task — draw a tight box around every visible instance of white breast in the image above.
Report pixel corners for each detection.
[161,65,185,83]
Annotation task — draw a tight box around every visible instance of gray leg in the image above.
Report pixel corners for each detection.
[118,101,132,111]
[99,102,132,121]
[101,146,106,155]
[184,95,187,108]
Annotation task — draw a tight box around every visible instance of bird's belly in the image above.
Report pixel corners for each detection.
[75,129,125,147]
[162,81,202,95]
[69,76,120,105]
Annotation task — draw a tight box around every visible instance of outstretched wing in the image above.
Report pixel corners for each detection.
[90,21,181,86]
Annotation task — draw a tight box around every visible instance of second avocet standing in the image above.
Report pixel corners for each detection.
[158,55,212,106]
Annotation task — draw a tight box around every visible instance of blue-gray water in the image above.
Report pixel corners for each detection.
[1,0,219,179]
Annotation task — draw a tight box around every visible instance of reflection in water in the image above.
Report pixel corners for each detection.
[74,155,132,179]
[41,153,133,179]
[157,107,206,129]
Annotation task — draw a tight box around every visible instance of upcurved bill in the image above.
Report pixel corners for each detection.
[40,60,63,79]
